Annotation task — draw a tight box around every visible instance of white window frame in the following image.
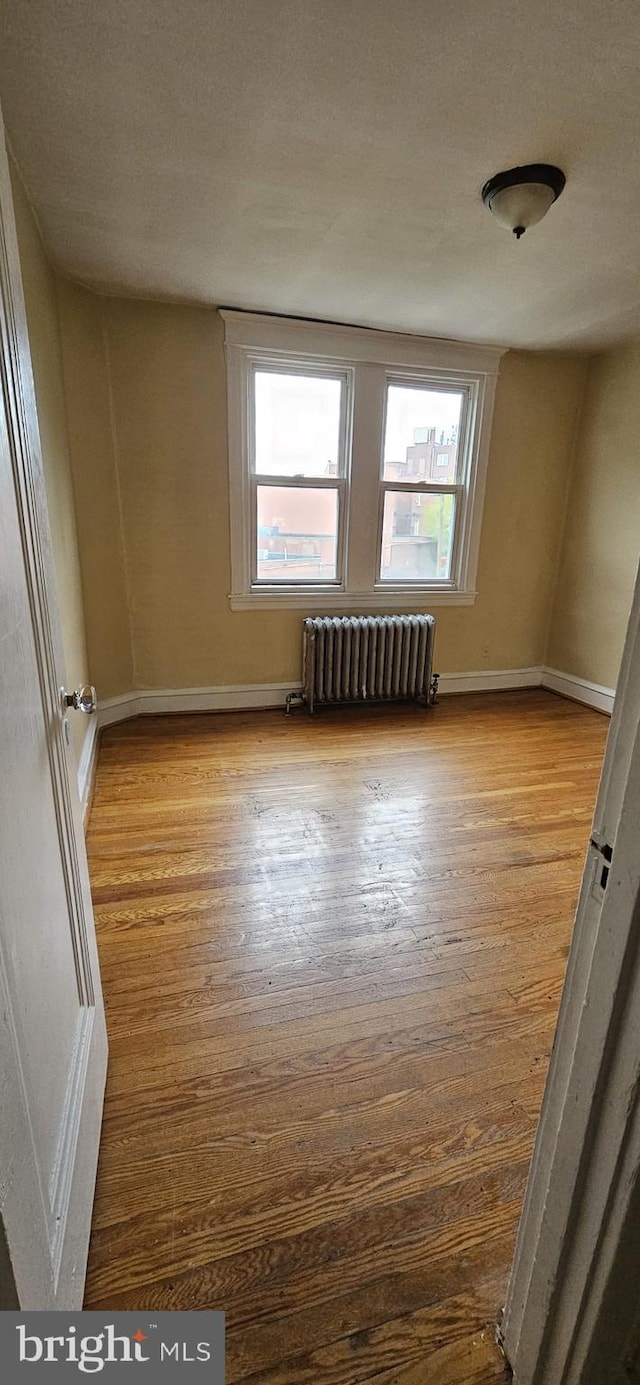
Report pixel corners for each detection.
[222,311,505,612]
[377,372,474,589]
[249,358,352,588]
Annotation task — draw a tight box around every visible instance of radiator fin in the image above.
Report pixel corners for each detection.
[302,614,436,713]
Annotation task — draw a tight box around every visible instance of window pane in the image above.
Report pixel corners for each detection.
[379,490,455,582]
[254,371,343,477]
[383,384,463,482]
[257,485,338,581]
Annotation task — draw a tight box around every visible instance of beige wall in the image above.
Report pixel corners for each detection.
[101,298,587,687]
[10,180,607,703]
[9,162,91,768]
[55,280,133,699]
[547,346,640,689]
[103,297,304,688]
[436,351,586,675]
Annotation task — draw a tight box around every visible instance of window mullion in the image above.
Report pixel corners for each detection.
[346,363,386,593]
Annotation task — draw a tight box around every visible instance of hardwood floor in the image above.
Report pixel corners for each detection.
[83,690,608,1382]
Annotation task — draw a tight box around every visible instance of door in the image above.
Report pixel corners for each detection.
[502,558,640,1382]
[0,118,107,1308]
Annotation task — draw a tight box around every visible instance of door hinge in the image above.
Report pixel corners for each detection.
[590,838,613,891]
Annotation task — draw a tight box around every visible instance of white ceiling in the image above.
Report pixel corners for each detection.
[1,0,640,351]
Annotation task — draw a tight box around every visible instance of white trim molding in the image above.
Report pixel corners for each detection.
[542,667,615,715]
[95,666,614,732]
[97,691,142,728]
[502,562,640,1385]
[76,717,99,820]
[221,310,506,374]
[97,668,536,727]
[439,666,543,695]
[97,682,302,727]
[0,112,108,1310]
[229,589,477,612]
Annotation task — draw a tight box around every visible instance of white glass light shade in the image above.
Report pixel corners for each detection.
[487,182,557,233]
[482,164,566,238]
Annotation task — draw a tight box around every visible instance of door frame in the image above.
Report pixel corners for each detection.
[0,112,107,1309]
[502,561,640,1382]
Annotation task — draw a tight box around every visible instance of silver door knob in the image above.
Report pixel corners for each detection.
[63,685,97,714]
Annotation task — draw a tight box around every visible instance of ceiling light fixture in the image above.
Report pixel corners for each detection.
[482,163,566,240]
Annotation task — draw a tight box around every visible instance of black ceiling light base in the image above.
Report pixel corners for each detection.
[482,164,566,239]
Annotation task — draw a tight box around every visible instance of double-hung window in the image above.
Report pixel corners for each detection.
[379,379,468,585]
[223,312,504,611]
[251,364,351,586]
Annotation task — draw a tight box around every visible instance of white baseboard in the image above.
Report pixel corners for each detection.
[97,682,298,728]
[97,691,142,727]
[438,666,543,696]
[94,667,614,732]
[97,668,547,729]
[77,716,99,819]
[541,667,615,715]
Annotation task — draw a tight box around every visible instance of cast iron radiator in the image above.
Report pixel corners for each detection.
[289,614,439,714]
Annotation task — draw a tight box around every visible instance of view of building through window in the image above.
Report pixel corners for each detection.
[380,383,462,581]
[383,384,462,480]
[380,490,455,581]
[254,371,464,583]
[256,484,338,580]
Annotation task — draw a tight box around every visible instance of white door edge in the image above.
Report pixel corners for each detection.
[502,560,640,1381]
[0,103,107,1311]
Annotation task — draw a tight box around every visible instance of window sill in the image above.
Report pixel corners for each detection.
[229,588,477,612]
